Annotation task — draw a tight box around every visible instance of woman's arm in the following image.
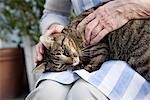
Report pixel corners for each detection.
[36,0,71,62]
[40,0,71,34]
[77,0,150,45]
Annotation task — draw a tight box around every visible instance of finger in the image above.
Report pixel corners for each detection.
[54,25,64,32]
[37,53,43,62]
[35,43,40,57]
[35,43,43,62]
[85,18,99,44]
[44,29,53,36]
[77,12,96,31]
[35,46,40,62]
[51,24,64,33]
[91,24,103,40]
[39,42,44,54]
[90,29,109,45]
[45,25,64,36]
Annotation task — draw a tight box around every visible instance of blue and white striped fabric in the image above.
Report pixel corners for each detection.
[37,60,150,100]
[71,0,112,15]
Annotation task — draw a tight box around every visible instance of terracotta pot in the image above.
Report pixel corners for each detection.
[0,48,26,99]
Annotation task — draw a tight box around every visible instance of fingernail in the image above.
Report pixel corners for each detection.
[76,26,79,30]
[40,49,44,54]
[38,56,42,61]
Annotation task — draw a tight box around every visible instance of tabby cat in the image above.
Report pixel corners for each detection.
[33,8,150,81]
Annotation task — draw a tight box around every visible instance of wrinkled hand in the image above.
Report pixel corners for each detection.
[77,0,150,45]
[35,24,64,63]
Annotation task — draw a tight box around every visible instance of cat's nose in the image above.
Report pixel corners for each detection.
[72,57,80,66]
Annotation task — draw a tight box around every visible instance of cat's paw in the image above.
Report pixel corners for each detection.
[84,65,93,72]
[84,64,100,72]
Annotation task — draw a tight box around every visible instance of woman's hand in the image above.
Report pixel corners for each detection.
[35,24,64,63]
[77,0,150,45]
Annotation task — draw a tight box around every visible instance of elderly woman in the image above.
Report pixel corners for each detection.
[26,0,150,100]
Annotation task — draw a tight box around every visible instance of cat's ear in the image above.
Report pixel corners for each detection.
[32,62,46,73]
[40,35,52,50]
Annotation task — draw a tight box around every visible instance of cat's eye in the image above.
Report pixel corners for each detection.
[64,52,69,57]
[64,50,70,57]
[63,47,70,57]
[73,53,78,57]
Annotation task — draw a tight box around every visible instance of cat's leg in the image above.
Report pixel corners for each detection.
[84,54,108,72]
[83,43,109,72]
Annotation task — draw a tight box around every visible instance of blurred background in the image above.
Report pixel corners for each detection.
[0,0,45,99]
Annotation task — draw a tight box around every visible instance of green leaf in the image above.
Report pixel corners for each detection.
[0,0,44,46]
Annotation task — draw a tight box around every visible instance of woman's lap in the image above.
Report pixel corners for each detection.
[25,79,108,100]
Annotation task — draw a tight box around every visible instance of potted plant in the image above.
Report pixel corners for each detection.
[0,0,44,99]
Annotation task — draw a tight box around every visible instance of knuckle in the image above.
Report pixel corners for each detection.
[86,25,91,31]
[53,26,58,31]
[86,17,91,22]
[104,24,113,31]
[93,27,99,33]
[77,24,81,28]
[85,15,92,22]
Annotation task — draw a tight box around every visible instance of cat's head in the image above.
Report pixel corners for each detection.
[40,33,80,66]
